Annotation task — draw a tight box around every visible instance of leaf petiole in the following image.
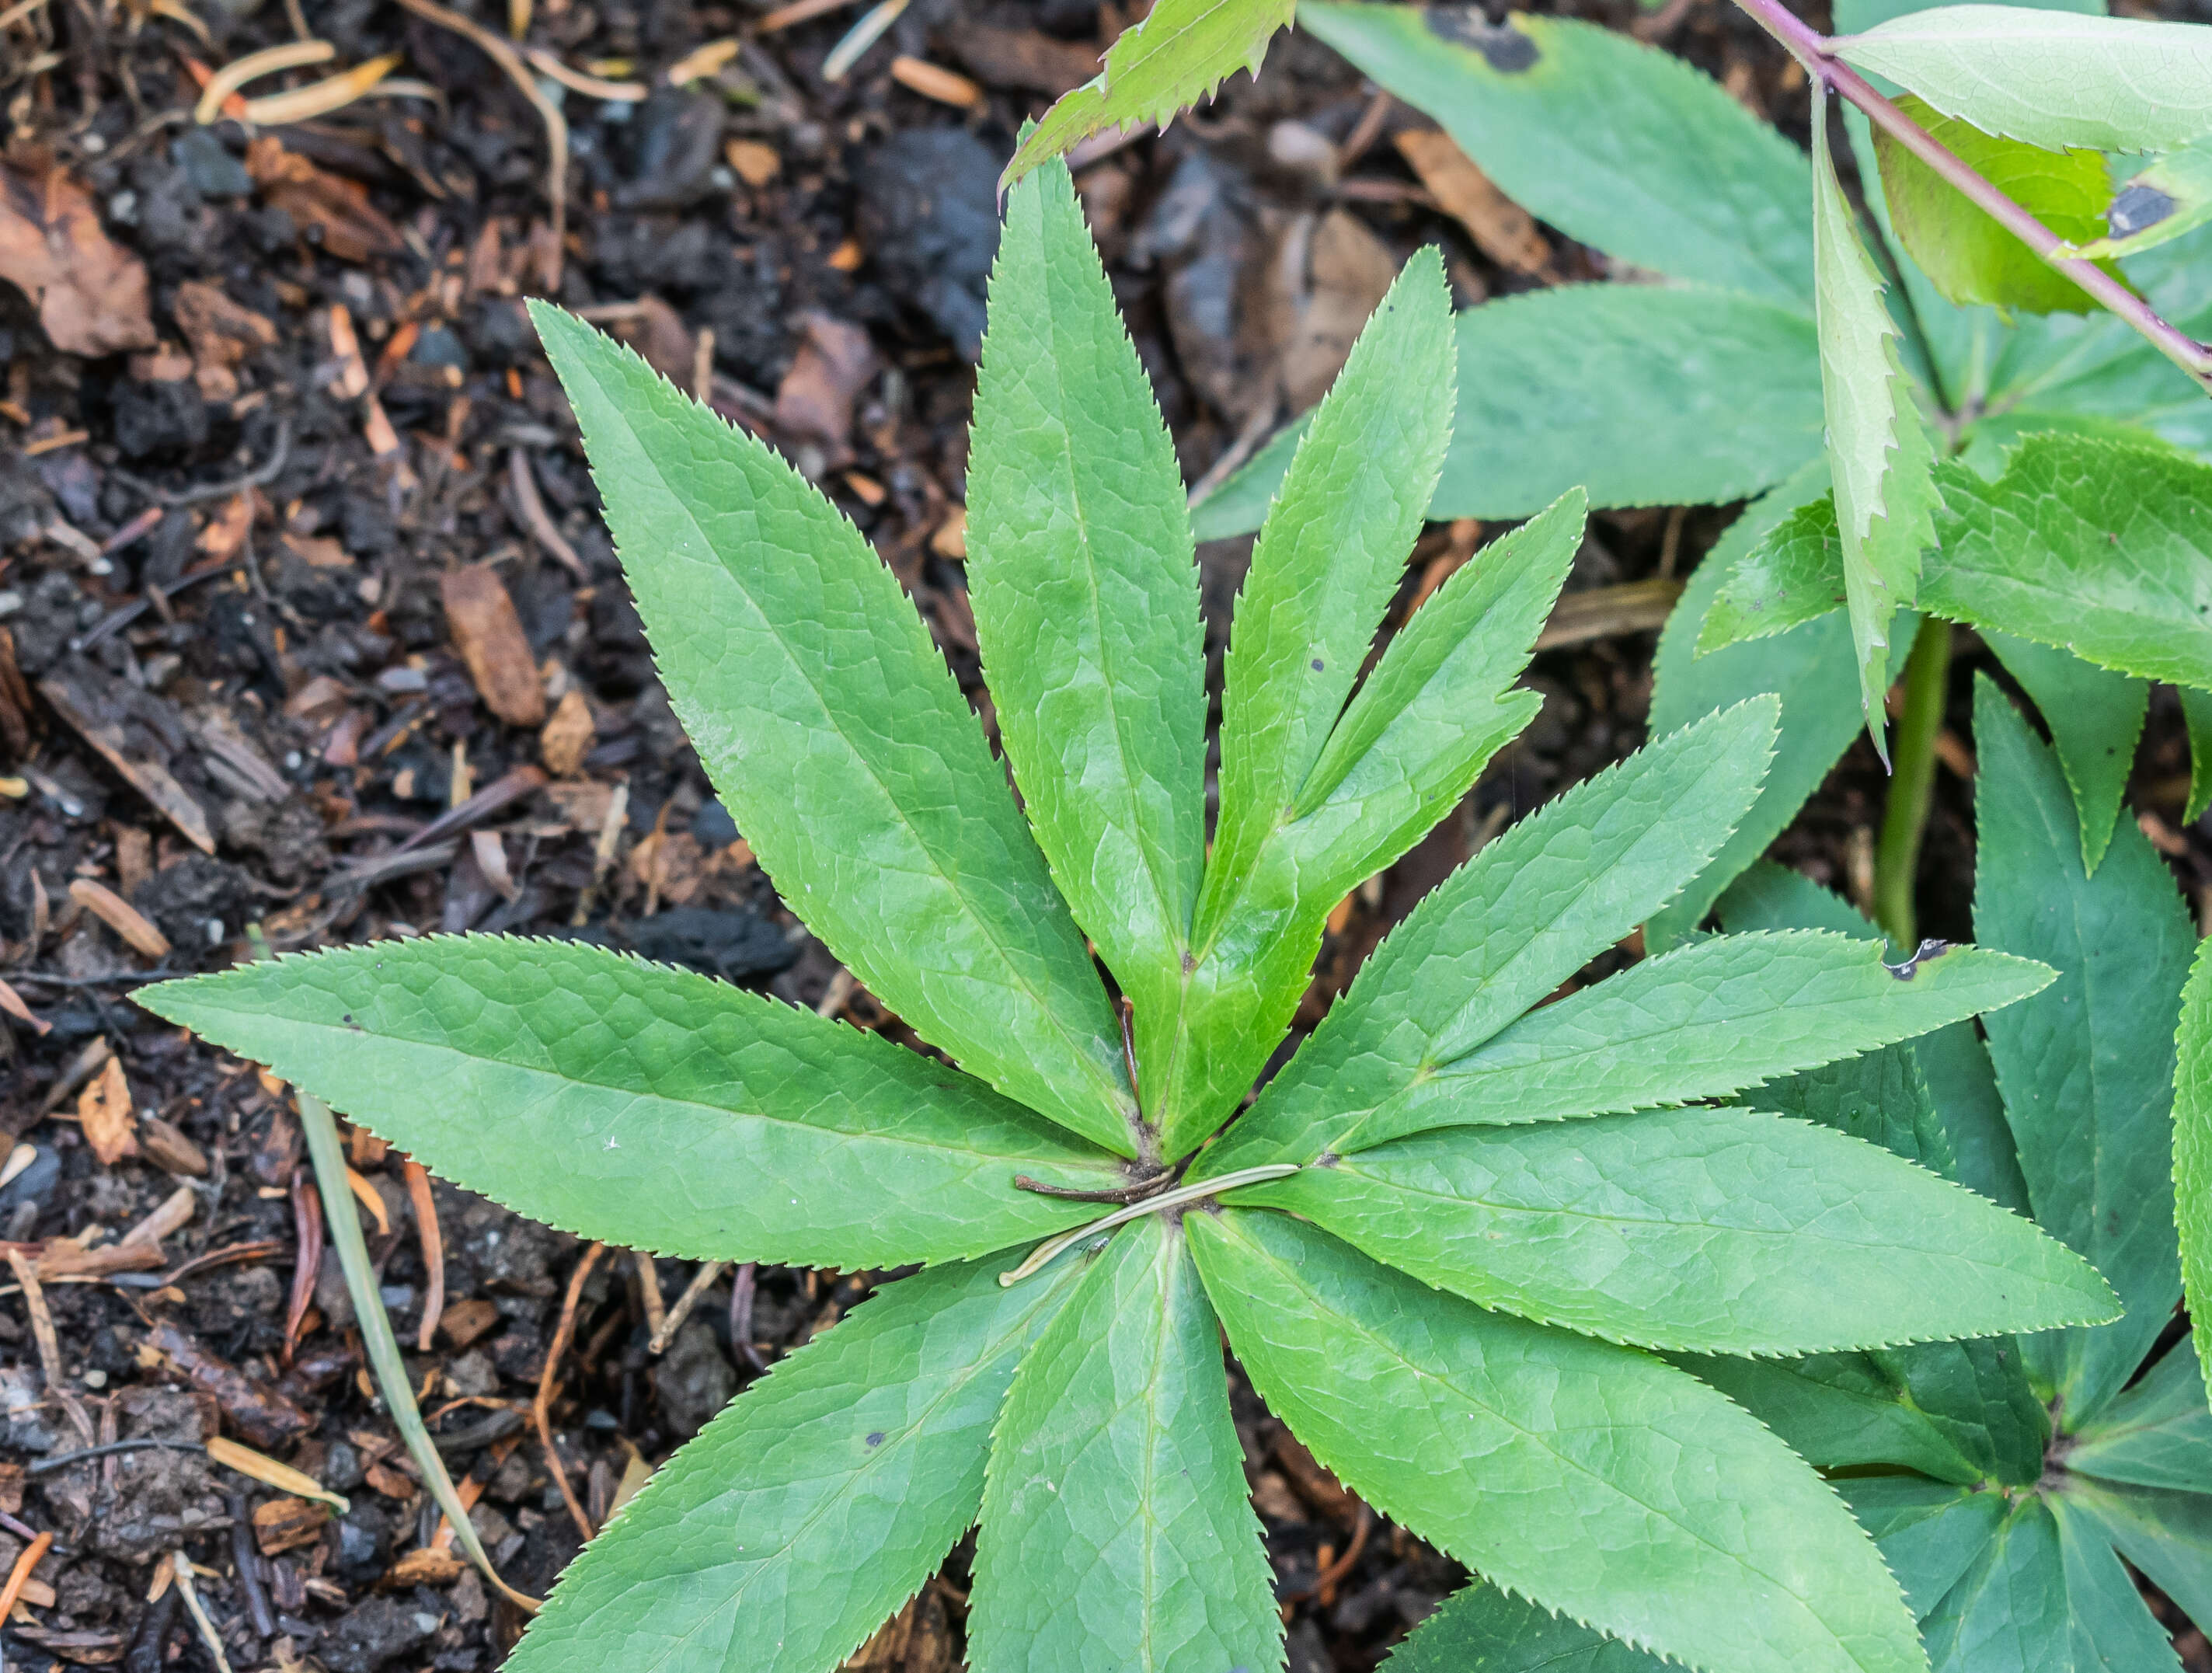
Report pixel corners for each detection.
[999,1162,1302,1286]
[1731,0,2212,393]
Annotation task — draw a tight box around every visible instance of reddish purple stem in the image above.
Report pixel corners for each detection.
[1731,0,2212,392]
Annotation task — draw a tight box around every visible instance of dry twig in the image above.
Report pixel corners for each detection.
[536,1243,605,1542]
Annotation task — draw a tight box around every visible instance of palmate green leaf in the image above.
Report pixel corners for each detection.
[1005,0,1292,186]
[529,304,1137,1155]
[1687,1341,2047,1485]
[1197,699,1782,1178]
[2064,1476,2212,1631]
[1835,5,2212,153]
[139,939,1119,1269]
[2175,940,2212,1411]
[1298,2,1813,305]
[2067,1340,2212,1495]
[1874,97,2120,315]
[1813,89,1938,741]
[1231,1104,2112,1355]
[1382,1581,1671,1671]
[1980,629,2147,876]
[2069,134,2212,260]
[969,1217,1278,1673]
[1648,465,1875,950]
[1836,1478,2007,1619]
[1188,1208,1928,1673]
[967,160,1207,1118]
[1973,676,2194,1424]
[1326,929,2050,1154]
[2048,1497,2189,1671]
[507,1253,1087,1673]
[1186,284,1826,540]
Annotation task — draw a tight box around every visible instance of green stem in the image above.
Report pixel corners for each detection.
[298,1090,540,1612]
[1875,621,1951,948]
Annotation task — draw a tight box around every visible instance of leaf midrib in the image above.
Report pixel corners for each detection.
[1228,1218,1861,1654]
[219,1008,1115,1176]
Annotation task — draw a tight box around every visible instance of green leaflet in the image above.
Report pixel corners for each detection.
[1204,248,1454,917]
[1329,929,2051,1154]
[138,939,1118,1269]
[1281,493,1581,899]
[967,161,1207,1116]
[1197,699,1782,1177]
[2067,1340,2212,1495]
[1874,97,2121,315]
[1812,88,1937,741]
[1687,1343,2047,1486]
[1698,494,1848,654]
[1924,440,2212,691]
[1980,629,2146,876]
[2186,688,2212,824]
[1231,1104,2113,1355]
[1835,5,2212,153]
[507,1254,1086,1673]
[529,304,1137,1155]
[1189,1209,1927,1673]
[2048,1496,2189,1672]
[2069,134,2212,260]
[1188,284,1825,541]
[1155,250,1458,1155]
[968,1218,1278,1673]
[2173,940,2212,1413]
[1005,0,1292,186]
[1701,439,2212,698]
[1382,1582,1672,1671]
[2064,1477,2212,1632]
[1297,3,1813,306]
[1712,859,2032,1211]
[1836,1477,2007,1619]
[1973,676,2194,1424]
[1648,465,1872,950]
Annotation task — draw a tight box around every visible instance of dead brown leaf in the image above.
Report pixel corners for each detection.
[441,566,547,727]
[1280,209,1398,413]
[774,312,879,462]
[538,688,594,777]
[170,280,279,401]
[946,22,1102,95]
[245,137,405,264]
[1393,129,1552,277]
[0,162,157,357]
[77,1057,138,1166]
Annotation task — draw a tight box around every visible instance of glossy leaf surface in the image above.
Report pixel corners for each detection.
[2067,1340,2212,1495]
[508,1256,1084,1673]
[531,304,1137,1153]
[1980,629,2145,875]
[141,939,1118,1268]
[2173,940,2212,1413]
[969,1218,1278,1673]
[1232,1105,2112,1354]
[1190,1209,1927,1673]
[1837,1477,2006,1619]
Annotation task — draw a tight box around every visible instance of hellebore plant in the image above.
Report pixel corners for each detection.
[146,164,2119,1673]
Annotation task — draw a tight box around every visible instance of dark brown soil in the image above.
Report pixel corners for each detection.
[1,0,2207,1669]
